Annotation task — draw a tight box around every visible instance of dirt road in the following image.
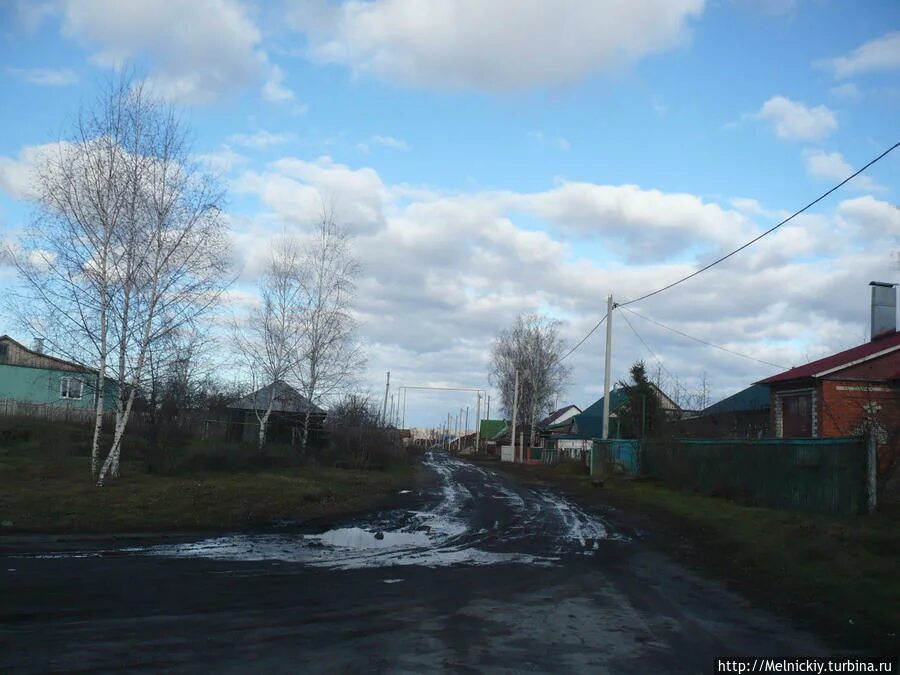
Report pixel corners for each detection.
[1,451,826,673]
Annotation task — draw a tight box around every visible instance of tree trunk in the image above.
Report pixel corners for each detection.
[301,407,311,451]
[91,367,106,480]
[97,386,137,486]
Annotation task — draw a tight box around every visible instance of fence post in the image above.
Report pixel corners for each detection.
[866,430,877,514]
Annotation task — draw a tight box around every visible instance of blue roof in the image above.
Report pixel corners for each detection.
[702,385,770,415]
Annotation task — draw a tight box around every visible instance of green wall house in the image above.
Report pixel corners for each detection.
[0,335,117,411]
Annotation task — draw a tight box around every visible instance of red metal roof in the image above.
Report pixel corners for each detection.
[757,331,900,384]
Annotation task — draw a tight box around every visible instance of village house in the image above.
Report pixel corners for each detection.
[545,384,680,456]
[224,380,326,446]
[669,384,770,439]
[0,335,117,414]
[757,282,900,441]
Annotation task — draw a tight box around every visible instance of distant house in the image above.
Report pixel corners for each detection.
[757,282,899,441]
[0,335,117,413]
[668,384,770,439]
[478,418,509,453]
[226,380,326,446]
[537,404,581,432]
[546,383,680,453]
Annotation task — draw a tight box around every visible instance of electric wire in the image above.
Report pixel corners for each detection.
[620,305,787,369]
[617,142,899,307]
[617,306,676,382]
[558,313,606,362]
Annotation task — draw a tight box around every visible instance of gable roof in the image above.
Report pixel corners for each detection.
[229,380,324,414]
[577,387,631,419]
[479,419,508,440]
[0,335,98,374]
[538,404,581,428]
[757,331,900,385]
[702,384,770,415]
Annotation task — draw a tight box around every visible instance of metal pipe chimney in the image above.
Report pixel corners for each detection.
[870,281,897,341]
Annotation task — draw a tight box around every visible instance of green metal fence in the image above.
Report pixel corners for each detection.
[641,437,869,515]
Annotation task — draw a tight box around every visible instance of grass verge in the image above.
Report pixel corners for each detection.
[0,417,417,533]
[484,459,899,655]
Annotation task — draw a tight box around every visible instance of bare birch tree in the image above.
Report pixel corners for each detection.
[231,235,307,449]
[294,211,364,449]
[489,314,570,436]
[11,75,232,484]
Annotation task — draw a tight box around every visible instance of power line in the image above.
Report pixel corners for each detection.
[620,305,787,369]
[618,141,900,307]
[559,313,607,362]
[618,306,675,382]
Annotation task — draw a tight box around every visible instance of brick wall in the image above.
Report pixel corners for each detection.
[818,379,900,438]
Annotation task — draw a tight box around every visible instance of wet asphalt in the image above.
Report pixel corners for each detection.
[1,451,826,673]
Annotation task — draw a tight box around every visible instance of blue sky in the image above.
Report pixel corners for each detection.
[1,0,898,428]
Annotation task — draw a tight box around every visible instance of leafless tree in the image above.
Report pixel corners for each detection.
[231,235,307,450]
[294,211,364,449]
[11,75,231,485]
[489,314,570,438]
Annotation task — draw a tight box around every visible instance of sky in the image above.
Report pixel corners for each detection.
[0,0,898,430]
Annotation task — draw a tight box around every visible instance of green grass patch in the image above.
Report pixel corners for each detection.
[607,478,900,651]
[0,417,416,533]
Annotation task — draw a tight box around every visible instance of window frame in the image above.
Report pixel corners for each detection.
[60,376,84,401]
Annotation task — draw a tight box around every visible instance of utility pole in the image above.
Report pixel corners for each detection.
[382,371,390,425]
[486,394,491,420]
[602,294,614,440]
[464,406,469,438]
[475,392,482,454]
[511,368,519,462]
[446,413,451,451]
[389,394,395,427]
[401,387,407,429]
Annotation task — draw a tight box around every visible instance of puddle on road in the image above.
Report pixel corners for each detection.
[25,452,623,570]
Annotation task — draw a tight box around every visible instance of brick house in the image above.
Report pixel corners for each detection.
[757,282,900,443]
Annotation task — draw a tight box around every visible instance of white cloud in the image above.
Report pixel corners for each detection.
[7,67,78,86]
[371,135,411,151]
[289,0,705,91]
[829,82,861,100]
[261,63,295,102]
[837,195,900,238]
[819,31,900,79]
[228,130,296,149]
[755,95,837,141]
[55,0,288,104]
[193,145,248,174]
[0,143,67,200]
[804,150,885,192]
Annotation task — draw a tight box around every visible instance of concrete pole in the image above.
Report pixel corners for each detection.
[382,371,390,425]
[446,413,451,451]
[389,394,394,427]
[401,387,407,429]
[486,394,491,420]
[602,294,614,440]
[475,392,482,453]
[465,406,469,437]
[511,369,519,462]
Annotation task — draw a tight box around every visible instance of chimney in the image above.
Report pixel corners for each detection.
[870,281,897,341]
[32,337,44,354]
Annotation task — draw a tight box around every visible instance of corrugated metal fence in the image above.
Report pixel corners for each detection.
[591,436,872,515]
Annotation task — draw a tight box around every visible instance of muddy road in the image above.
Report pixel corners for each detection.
[2,451,826,673]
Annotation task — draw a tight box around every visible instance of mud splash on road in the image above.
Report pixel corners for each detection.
[31,452,625,570]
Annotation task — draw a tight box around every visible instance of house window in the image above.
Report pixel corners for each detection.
[60,376,84,400]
